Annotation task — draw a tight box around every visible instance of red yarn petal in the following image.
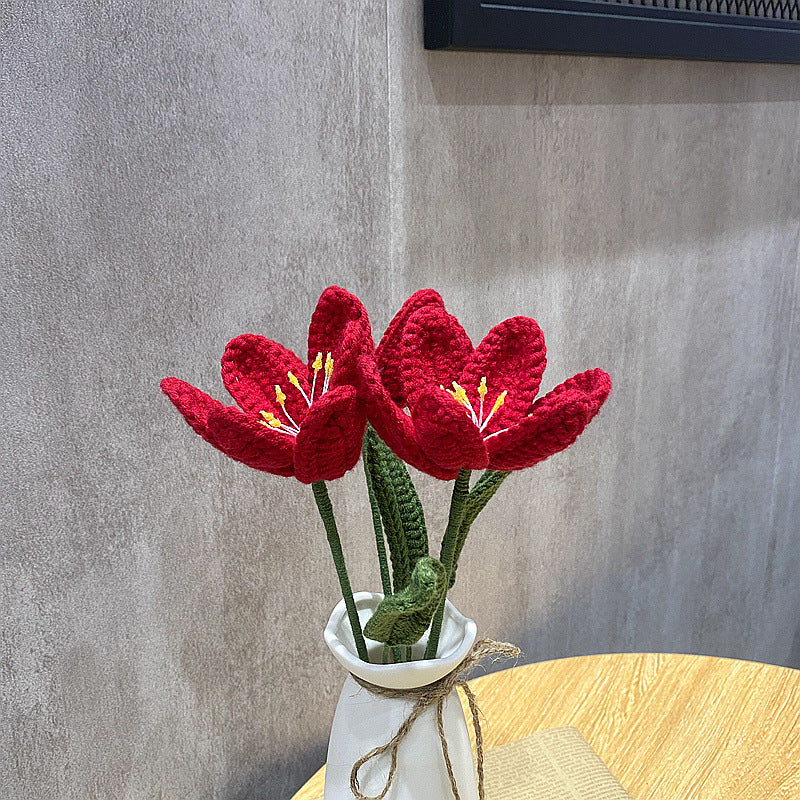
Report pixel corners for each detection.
[294,385,366,483]
[486,369,611,471]
[221,334,310,422]
[357,354,459,480]
[161,377,222,446]
[307,286,373,389]
[400,305,473,404]
[376,289,445,405]
[411,386,488,471]
[206,405,296,475]
[534,368,611,419]
[459,317,546,433]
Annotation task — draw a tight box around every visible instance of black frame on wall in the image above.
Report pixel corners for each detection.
[424,0,800,63]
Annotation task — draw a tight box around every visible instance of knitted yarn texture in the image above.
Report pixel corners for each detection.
[161,286,613,669]
[363,557,448,646]
[359,289,612,480]
[161,286,372,483]
[363,426,428,592]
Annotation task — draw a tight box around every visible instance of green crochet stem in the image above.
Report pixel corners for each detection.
[381,646,403,664]
[363,439,392,597]
[311,481,369,662]
[449,470,511,587]
[424,468,472,659]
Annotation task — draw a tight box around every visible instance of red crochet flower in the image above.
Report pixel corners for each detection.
[161,286,372,483]
[359,290,611,478]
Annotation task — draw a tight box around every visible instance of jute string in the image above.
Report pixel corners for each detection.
[349,639,520,800]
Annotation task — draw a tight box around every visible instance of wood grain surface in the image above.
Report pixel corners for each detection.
[290,653,800,800]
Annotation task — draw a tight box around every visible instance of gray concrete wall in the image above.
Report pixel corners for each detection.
[3,2,799,798]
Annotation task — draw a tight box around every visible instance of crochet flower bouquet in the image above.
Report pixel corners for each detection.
[162,286,611,799]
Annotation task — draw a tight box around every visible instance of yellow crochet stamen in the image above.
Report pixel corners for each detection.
[310,352,323,400]
[451,381,469,406]
[259,410,299,436]
[477,376,488,425]
[258,410,298,436]
[322,352,333,395]
[491,390,508,414]
[275,384,300,431]
[259,354,336,436]
[259,411,281,428]
[479,389,507,432]
[287,370,311,407]
[450,381,478,425]
[440,377,513,437]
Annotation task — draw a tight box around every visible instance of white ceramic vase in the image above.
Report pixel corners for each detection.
[323,592,479,800]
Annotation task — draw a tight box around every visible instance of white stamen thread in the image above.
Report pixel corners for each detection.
[274,385,301,431]
[259,410,298,436]
[322,352,333,395]
[448,382,479,425]
[288,371,311,407]
[261,355,334,436]
[447,377,510,439]
[479,390,507,432]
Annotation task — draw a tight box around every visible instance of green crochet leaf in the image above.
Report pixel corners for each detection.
[363,557,448,646]
[363,426,428,591]
[449,470,511,587]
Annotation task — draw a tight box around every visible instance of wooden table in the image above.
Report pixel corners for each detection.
[290,652,800,800]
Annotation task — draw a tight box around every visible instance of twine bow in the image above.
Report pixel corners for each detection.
[349,639,520,800]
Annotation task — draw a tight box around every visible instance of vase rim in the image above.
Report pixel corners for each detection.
[324,591,478,690]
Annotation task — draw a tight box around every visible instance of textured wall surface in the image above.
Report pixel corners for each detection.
[3,1,799,798]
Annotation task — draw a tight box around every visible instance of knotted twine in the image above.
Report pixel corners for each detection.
[349,639,521,800]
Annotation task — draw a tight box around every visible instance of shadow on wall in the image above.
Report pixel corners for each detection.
[216,747,326,800]
[392,44,800,294]
[789,625,800,668]
[423,51,800,106]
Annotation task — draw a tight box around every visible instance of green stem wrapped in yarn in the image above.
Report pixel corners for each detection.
[311,481,369,662]
[448,470,511,587]
[363,431,392,598]
[424,469,472,659]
